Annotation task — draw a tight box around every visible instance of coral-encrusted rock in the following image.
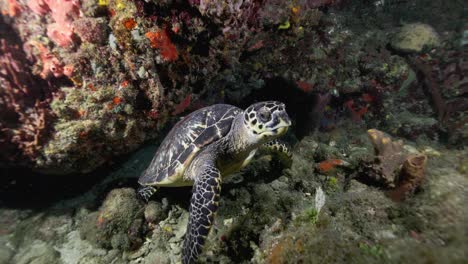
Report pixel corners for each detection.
[359,129,428,201]
[0,20,55,166]
[79,188,142,250]
[390,23,441,53]
[73,18,108,44]
[364,129,407,187]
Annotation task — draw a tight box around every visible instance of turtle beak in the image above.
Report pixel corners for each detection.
[274,111,292,136]
[277,111,292,128]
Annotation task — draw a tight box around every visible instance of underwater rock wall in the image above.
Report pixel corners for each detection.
[1,0,465,174]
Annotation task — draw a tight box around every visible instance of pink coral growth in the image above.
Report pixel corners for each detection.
[33,42,64,79]
[0,37,54,163]
[47,23,75,47]
[27,0,81,47]
[26,0,48,14]
[3,0,22,16]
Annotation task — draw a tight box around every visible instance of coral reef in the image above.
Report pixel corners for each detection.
[0,0,466,263]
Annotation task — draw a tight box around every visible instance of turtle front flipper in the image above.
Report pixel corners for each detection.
[182,164,221,264]
[137,186,157,202]
[262,139,293,168]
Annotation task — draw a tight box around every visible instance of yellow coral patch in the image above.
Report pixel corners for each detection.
[116,0,126,10]
[98,0,109,6]
[278,21,291,30]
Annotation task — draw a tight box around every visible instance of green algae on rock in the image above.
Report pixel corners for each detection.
[390,23,441,53]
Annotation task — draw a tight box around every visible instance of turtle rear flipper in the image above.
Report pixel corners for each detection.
[183,163,221,264]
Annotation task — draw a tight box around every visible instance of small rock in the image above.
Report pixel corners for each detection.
[128,218,144,249]
[270,179,288,191]
[223,218,234,227]
[110,233,130,250]
[79,188,141,250]
[347,179,370,194]
[314,186,326,214]
[375,230,397,240]
[390,23,440,53]
[13,240,60,264]
[420,146,441,157]
[0,238,13,264]
[98,188,140,228]
[173,213,189,241]
[144,201,166,224]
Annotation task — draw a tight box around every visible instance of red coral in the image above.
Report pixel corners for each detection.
[145,28,179,62]
[344,99,368,121]
[147,109,159,120]
[317,159,345,172]
[296,81,314,93]
[123,17,137,30]
[112,96,122,105]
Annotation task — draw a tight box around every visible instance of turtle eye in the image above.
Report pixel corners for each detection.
[258,109,271,122]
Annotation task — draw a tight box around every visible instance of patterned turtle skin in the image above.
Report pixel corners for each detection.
[138,101,292,264]
[139,104,242,187]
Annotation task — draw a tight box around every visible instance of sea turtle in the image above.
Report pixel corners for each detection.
[138,101,292,263]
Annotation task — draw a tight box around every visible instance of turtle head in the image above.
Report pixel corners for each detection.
[243,101,291,142]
